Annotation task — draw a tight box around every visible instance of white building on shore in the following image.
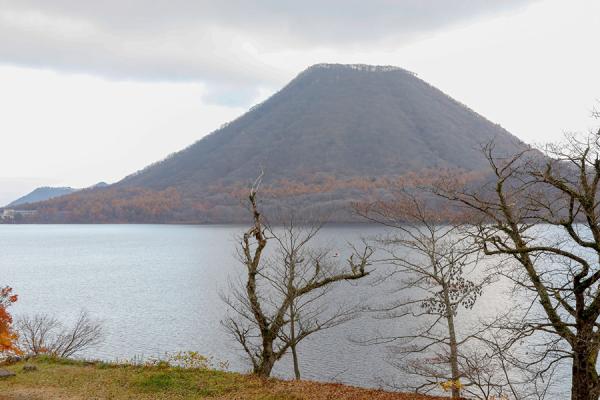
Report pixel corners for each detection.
[1,209,38,220]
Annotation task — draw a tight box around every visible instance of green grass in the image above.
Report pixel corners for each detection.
[0,356,251,399]
[0,356,447,400]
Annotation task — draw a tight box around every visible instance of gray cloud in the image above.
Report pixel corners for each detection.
[0,0,538,104]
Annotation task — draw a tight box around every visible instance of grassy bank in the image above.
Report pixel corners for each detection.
[0,356,450,400]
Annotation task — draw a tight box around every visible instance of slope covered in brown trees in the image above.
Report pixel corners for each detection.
[16,64,529,223]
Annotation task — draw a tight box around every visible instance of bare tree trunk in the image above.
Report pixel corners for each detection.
[290,303,301,380]
[254,357,276,378]
[443,285,461,399]
[572,334,600,400]
[255,339,277,378]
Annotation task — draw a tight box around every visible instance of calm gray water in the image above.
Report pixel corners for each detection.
[0,224,554,393]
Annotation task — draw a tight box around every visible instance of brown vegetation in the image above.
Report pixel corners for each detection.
[16,169,484,224]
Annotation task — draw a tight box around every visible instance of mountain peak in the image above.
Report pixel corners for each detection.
[304,63,410,74]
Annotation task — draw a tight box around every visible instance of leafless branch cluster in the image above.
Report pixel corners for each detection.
[17,311,104,358]
[355,189,496,399]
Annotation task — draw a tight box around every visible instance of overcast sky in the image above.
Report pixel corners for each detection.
[1,0,599,205]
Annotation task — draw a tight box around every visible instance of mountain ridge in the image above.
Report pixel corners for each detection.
[7,187,78,207]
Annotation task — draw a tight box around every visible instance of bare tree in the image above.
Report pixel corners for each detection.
[17,311,104,358]
[221,182,373,378]
[435,130,600,400]
[355,190,493,399]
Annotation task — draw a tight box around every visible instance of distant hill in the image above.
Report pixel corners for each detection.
[8,187,78,207]
[7,182,110,208]
[19,64,530,223]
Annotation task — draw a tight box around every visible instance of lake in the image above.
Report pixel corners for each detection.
[0,224,564,395]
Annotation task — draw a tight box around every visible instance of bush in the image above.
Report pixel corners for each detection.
[16,311,104,358]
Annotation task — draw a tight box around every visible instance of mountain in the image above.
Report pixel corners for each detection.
[19,64,530,223]
[6,182,110,208]
[7,187,78,207]
[122,64,525,189]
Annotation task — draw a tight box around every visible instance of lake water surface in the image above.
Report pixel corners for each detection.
[0,224,561,394]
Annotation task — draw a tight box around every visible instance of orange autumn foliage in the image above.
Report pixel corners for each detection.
[0,286,20,354]
[15,169,485,223]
